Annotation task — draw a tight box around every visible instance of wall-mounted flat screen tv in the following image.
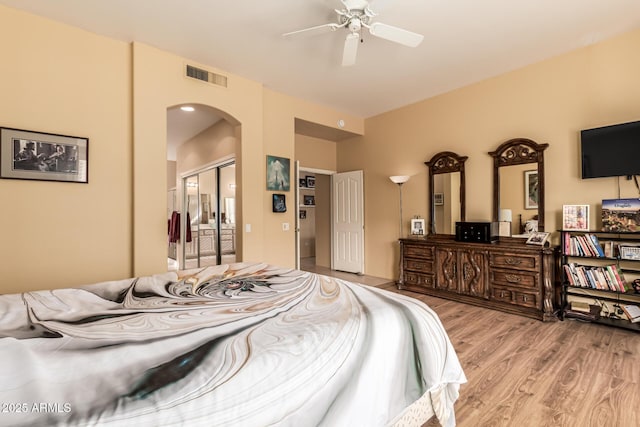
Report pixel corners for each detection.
[581,120,640,179]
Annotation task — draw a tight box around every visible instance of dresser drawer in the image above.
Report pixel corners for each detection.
[403,258,434,273]
[403,244,434,260]
[490,252,539,271]
[403,272,435,288]
[491,286,540,309]
[490,269,538,289]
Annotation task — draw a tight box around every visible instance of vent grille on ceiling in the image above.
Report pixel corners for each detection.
[185,64,228,87]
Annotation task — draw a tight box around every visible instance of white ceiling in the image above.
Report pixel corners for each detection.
[2,0,640,143]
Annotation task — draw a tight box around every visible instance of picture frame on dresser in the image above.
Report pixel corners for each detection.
[410,218,425,235]
[526,231,550,246]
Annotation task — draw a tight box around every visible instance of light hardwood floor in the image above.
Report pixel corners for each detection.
[301,261,640,427]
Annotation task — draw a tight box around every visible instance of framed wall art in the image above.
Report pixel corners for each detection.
[266,155,290,191]
[0,127,88,183]
[524,170,538,209]
[305,175,315,188]
[272,193,287,213]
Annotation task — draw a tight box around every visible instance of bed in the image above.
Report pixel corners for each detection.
[0,262,466,426]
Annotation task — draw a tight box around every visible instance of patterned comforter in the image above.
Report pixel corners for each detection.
[0,262,466,426]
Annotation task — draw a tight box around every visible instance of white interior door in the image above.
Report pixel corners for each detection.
[332,170,364,273]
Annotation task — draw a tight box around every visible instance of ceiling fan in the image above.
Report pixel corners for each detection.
[283,0,424,66]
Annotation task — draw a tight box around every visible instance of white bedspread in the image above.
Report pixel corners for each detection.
[0,262,466,426]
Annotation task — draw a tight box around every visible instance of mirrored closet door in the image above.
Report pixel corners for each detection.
[182,161,236,269]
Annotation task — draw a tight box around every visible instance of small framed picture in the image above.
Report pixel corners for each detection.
[526,231,550,246]
[434,193,444,206]
[303,195,315,206]
[1,127,89,183]
[524,170,538,209]
[410,218,426,235]
[299,178,307,188]
[272,193,286,213]
[305,175,315,188]
[299,209,306,219]
[563,204,589,231]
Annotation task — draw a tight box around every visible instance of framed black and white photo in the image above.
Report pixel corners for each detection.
[434,193,444,206]
[410,218,425,235]
[303,195,315,206]
[299,178,307,188]
[526,231,550,246]
[272,193,286,213]
[305,175,315,188]
[299,209,306,219]
[1,127,88,183]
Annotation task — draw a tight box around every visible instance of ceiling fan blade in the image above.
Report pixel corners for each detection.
[368,22,424,47]
[283,23,341,37]
[342,32,359,66]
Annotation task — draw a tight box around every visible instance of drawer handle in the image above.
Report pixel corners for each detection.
[505,258,521,265]
[500,291,505,298]
[523,295,528,302]
[505,274,521,283]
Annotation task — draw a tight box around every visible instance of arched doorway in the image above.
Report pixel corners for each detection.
[166,103,240,271]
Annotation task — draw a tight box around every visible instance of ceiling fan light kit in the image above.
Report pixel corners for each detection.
[283,0,424,66]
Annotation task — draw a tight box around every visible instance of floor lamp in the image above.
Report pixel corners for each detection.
[389,175,410,238]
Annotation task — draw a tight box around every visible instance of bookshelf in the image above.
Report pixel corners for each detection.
[560,230,640,332]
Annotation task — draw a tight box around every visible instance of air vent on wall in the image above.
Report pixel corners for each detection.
[185,64,228,87]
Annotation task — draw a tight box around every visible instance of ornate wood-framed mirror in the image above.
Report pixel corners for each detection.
[425,151,468,235]
[489,138,549,233]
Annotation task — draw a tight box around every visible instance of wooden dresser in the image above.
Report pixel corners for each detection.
[398,235,557,321]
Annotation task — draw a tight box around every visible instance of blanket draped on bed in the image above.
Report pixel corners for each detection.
[0,262,465,427]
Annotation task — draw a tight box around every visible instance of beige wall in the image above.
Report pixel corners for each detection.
[3,4,638,292]
[0,5,363,293]
[167,161,177,191]
[0,6,132,293]
[339,28,640,280]
[295,134,338,171]
[176,119,237,176]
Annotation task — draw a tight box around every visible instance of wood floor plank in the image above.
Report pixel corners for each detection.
[385,289,640,427]
[304,268,640,427]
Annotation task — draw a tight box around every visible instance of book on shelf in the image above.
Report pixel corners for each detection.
[564,263,627,292]
[620,304,640,323]
[570,301,591,313]
[564,233,606,257]
[587,234,606,257]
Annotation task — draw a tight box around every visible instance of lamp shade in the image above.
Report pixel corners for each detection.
[499,209,512,222]
[389,175,410,184]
